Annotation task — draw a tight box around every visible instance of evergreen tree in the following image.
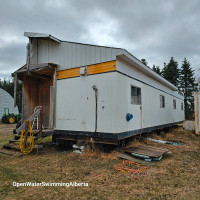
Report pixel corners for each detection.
[162,57,180,87]
[179,58,198,117]
[152,65,162,75]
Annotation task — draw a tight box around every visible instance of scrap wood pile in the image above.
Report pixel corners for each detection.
[124,145,171,161]
[115,145,172,176]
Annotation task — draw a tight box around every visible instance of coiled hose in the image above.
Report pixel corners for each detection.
[19,120,35,154]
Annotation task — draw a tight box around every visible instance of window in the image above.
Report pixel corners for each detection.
[131,86,141,105]
[160,95,165,108]
[181,102,183,110]
[173,99,176,109]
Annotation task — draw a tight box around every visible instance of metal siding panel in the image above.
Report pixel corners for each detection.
[67,43,73,68]
[100,47,106,62]
[97,73,119,133]
[91,46,96,64]
[106,48,112,61]
[117,59,183,99]
[56,76,96,131]
[72,44,77,68]
[95,47,101,63]
[81,45,86,66]
[35,40,121,70]
[55,72,118,133]
[54,42,63,66]
[59,42,66,67]
[30,38,37,64]
[120,52,177,90]
[76,44,81,67]
[64,42,68,67]
[42,40,61,66]
[37,39,42,63]
[111,48,117,60]
[0,88,19,119]
[114,69,185,133]
[95,47,100,63]
[44,40,49,62]
[48,40,53,63]
[56,70,184,133]
[85,45,91,65]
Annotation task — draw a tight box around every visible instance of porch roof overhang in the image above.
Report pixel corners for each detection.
[12,63,57,78]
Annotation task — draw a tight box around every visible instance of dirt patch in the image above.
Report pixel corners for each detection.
[0,124,16,148]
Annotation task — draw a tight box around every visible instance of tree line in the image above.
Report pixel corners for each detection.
[152,57,198,118]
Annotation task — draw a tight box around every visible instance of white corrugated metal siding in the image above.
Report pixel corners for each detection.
[0,88,19,119]
[31,38,124,71]
[55,72,120,133]
[55,69,184,133]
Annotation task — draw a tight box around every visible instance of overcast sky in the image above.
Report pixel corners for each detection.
[0,0,200,79]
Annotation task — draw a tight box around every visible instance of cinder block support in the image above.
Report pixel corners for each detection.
[194,92,200,135]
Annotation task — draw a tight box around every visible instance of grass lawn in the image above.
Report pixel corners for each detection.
[0,124,200,200]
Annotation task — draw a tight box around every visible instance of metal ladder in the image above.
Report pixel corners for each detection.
[32,106,44,130]
[16,106,44,135]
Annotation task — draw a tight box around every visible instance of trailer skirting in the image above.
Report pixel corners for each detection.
[53,121,183,145]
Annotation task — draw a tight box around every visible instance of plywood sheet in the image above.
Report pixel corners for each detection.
[125,145,170,158]
[117,153,156,166]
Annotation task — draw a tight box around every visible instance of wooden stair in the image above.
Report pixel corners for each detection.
[2,106,54,154]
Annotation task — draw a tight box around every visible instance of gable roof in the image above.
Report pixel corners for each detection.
[24,32,177,91]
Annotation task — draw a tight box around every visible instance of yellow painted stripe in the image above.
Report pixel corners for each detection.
[57,68,80,80]
[87,60,116,75]
[57,60,116,80]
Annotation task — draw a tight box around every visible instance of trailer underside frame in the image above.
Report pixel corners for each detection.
[53,121,183,145]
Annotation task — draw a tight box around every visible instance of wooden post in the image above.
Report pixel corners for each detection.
[53,68,57,129]
[14,73,17,107]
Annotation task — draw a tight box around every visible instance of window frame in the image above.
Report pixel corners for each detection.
[160,95,165,108]
[130,85,142,105]
[173,99,176,109]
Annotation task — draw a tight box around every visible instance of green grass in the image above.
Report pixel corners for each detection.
[0,125,200,200]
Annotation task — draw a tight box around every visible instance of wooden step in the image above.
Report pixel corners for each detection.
[9,140,20,144]
[3,143,43,152]
[0,149,22,157]
[14,135,20,140]
[13,135,38,141]
[3,143,20,151]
